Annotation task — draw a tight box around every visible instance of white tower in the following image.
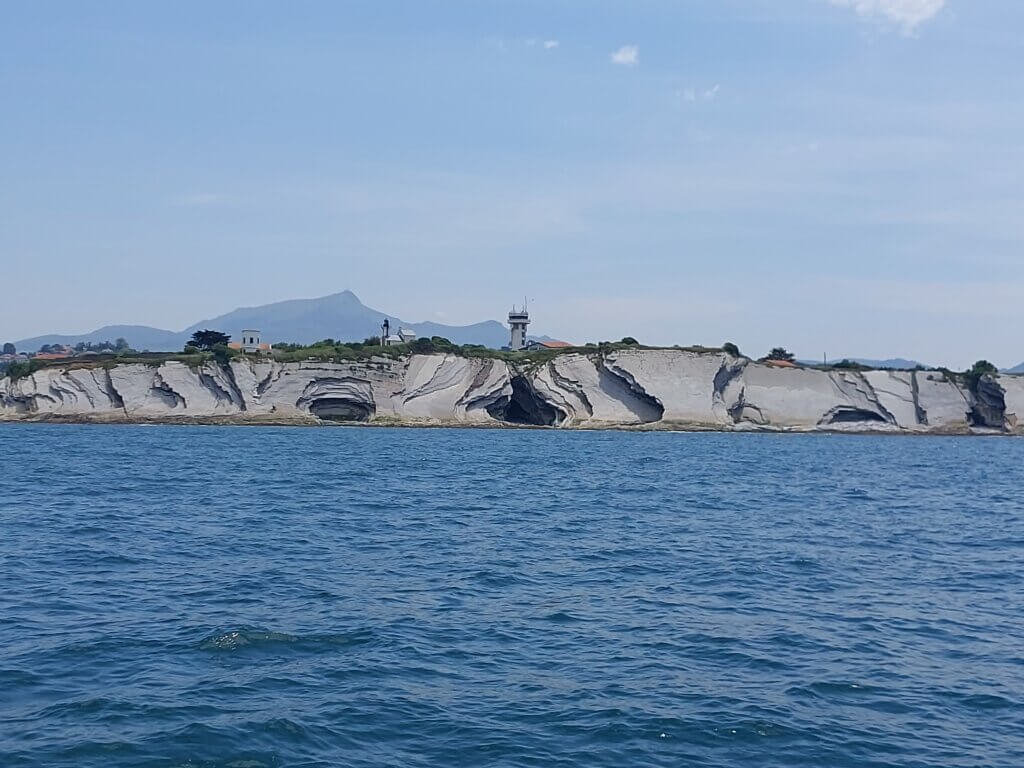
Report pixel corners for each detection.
[508,304,530,351]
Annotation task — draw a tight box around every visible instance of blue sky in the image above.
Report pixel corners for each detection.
[1,0,1022,367]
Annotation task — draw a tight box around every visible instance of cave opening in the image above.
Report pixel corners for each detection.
[308,398,374,422]
[825,408,888,425]
[488,376,562,426]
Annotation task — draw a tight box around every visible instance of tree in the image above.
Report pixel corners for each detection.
[189,330,230,350]
[115,337,129,351]
[831,359,867,370]
[211,343,234,365]
[765,347,795,362]
[970,360,998,376]
[429,336,457,352]
[722,342,740,357]
[39,344,53,354]
[965,359,999,393]
[620,336,639,345]
[409,337,437,354]
[2,343,15,355]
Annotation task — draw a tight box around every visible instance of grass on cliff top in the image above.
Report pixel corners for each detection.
[2,352,209,381]
[3,338,731,381]
[270,337,725,368]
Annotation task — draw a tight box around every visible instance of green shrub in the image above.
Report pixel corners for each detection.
[964,360,999,393]
[4,361,34,381]
[211,344,237,365]
[764,347,795,362]
[831,359,868,370]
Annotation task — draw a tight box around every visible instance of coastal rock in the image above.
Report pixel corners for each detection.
[733,366,892,429]
[968,375,1007,429]
[603,349,741,426]
[1,352,1021,434]
[861,370,922,428]
[999,375,1024,432]
[913,371,971,429]
[525,353,663,426]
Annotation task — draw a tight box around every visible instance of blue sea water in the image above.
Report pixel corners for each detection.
[0,424,1022,768]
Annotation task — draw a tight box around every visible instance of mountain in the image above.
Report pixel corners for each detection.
[12,325,187,354]
[1004,362,1024,374]
[13,291,512,351]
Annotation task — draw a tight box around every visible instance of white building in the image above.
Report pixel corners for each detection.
[229,329,272,354]
[508,305,530,351]
[384,327,417,347]
[240,329,261,353]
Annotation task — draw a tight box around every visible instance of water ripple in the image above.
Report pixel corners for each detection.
[0,425,1022,768]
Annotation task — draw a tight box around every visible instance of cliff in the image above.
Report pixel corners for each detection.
[2,351,1022,434]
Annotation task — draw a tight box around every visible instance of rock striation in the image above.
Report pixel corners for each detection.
[2,351,1022,434]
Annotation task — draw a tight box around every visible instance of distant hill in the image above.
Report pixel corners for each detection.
[1004,362,1024,374]
[798,357,929,370]
[13,325,187,354]
[13,291,513,351]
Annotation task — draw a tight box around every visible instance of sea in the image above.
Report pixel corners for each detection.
[1,424,1022,768]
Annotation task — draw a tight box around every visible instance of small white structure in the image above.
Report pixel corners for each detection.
[229,329,271,355]
[508,305,530,351]
[240,329,262,354]
[381,317,417,347]
[384,328,417,347]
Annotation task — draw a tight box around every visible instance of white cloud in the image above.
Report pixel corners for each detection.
[525,38,559,50]
[829,0,946,31]
[677,85,719,105]
[610,45,639,67]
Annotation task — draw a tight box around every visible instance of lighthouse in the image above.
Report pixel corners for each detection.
[508,303,530,351]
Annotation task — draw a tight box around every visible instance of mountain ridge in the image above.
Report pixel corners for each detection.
[13,291,513,351]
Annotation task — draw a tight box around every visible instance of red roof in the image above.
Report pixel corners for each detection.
[537,340,572,349]
[228,342,272,351]
[764,359,798,368]
[33,353,69,360]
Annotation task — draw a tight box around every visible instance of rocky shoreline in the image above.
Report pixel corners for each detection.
[2,350,1022,435]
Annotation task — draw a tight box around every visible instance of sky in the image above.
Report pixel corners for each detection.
[1,0,1022,368]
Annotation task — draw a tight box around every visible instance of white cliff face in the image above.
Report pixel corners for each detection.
[527,354,663,426]
[1,352,1020,434]
[914,371,971,428]
[603,349,741,426]
[0,355,512,425]
[997,375,1024,431]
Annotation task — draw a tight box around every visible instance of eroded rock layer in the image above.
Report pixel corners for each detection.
[1,352,1020,433]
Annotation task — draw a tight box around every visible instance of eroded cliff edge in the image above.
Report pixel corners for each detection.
[2,350,1023,434]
